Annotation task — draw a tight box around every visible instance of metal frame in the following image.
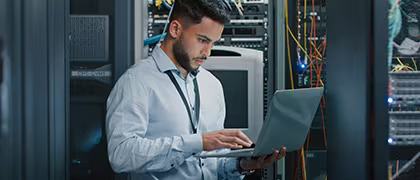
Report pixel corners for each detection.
[49,0,67,179]
[262,0,278,179]
[0,0,67,179]
[272,0,286,179]
[0,0,133,179]
[283,0,299,179]
[23,0,67,179]
[0,1,19,179]
[65,1,70,179]
[23,0,50,177]
[326,0,388,179]
[114,0,134,83]
[275,0,286,91]
[134,0,149,61]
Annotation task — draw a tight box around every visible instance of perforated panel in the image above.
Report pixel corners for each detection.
[69,15,109,62]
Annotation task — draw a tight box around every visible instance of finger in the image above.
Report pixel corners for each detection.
[275,147,286,159]
[230,143,243,150]
[219,135,251,147]
[280,147,286,157]
[222,130,253,145]
[238,131,253,144]
[257,151,278,167]
[274,149,282,159]
[219,142,242,149]
[258,155,266,166]
[268,150,280,161]
[276,152,283,159]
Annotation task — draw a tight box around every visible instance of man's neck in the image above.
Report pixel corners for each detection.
[160,42,188,79]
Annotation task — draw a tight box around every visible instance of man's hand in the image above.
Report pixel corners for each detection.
[202,130,253,151]
[239,147,286,171]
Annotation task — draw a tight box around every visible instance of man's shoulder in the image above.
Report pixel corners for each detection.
[117,56,160,84]
[198,67,223,87]
[126,57,159,75]
[198,67,216,79]
[131,56,156,70]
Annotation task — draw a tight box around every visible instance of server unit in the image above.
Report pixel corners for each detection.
[389,72,420,145]
[389,0,420,161]
[389,69,420,161]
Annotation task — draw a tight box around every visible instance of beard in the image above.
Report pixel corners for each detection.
[172,35,198,72]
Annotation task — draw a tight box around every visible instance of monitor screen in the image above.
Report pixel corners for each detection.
[203,46,264,141]
[210,70,248,128]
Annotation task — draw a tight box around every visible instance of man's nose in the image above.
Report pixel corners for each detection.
[201,44,212,57]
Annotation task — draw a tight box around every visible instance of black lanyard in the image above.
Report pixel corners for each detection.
[164,71,200,134]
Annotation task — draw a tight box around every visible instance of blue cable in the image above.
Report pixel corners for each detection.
[388,0,402,70]
[144,33,167,46]
[162,0,172,9]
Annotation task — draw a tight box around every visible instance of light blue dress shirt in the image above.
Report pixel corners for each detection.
[106,46,244,180]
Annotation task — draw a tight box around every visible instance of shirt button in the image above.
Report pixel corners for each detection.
[201,163,204,166]
[171,164,174,167]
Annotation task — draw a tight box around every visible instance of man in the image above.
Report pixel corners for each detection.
[106,0,286,179]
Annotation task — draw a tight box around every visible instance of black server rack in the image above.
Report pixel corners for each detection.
[67,0,134,178]
[68,0,118,179]
[388,0,420,178]
[327,0,389,179]
[287,0,327,179]
[68,14,114,180]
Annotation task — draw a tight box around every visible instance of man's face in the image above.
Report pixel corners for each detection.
[172,17,224,72]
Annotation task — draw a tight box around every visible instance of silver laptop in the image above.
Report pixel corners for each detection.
[198,87,324,157]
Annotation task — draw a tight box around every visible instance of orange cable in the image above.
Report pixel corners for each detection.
[294,151,300,180]
[301,148,307,180]
[285,0,294,90]
[321,95,328,149]
[305,130,311,162]
[312,0,316,47]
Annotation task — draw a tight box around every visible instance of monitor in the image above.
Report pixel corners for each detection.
[202,46,264,142]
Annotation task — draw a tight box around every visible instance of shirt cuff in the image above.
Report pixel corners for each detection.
[225,158,243,177]
[180,134,203,154]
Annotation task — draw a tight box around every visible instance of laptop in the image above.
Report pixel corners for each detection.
[198,87,324,157]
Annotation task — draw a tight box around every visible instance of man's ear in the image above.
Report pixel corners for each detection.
[168,20,183,39]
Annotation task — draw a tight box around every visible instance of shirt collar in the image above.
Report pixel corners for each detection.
[151,45,200,77]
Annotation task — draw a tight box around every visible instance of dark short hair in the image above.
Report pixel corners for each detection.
[170,0,230,27]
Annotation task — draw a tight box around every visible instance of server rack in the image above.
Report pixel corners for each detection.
[326,0,389,179]
[67,0,133,179]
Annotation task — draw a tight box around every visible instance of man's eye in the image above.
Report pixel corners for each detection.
[199,39,207,43]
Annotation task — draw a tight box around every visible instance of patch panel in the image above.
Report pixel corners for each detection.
[243,0,266,4]
[389,72,420,145]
